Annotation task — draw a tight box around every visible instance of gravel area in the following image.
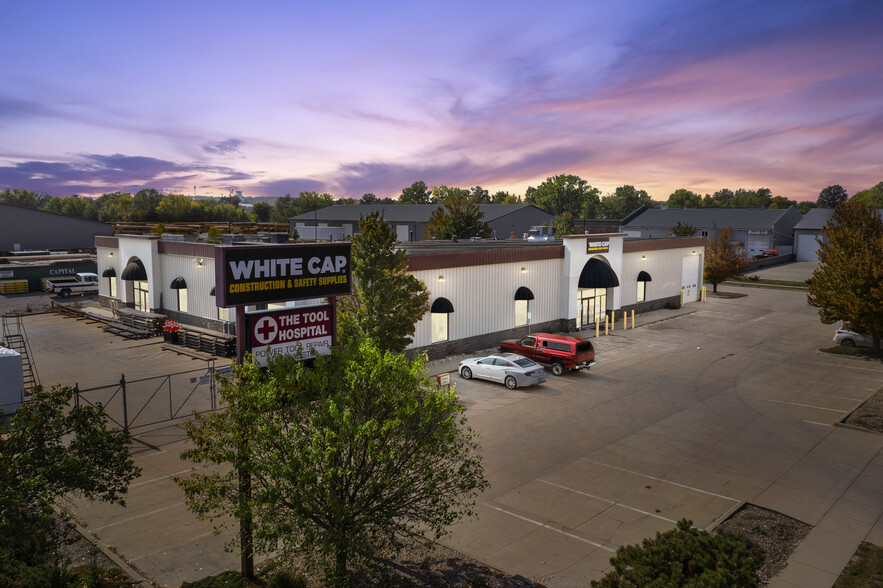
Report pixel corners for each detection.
[714,504,812,586]
[844,389,883,433]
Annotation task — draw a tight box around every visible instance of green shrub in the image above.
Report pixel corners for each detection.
[592,519,763,587]
[264,570,307,588]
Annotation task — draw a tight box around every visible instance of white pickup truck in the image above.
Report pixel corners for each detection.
[44,272,99,297]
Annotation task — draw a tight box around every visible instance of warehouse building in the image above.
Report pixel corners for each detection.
[0,203,113,254]
[622,206,801,258]
[96,233,704,358]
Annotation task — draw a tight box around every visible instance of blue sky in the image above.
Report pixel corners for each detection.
[2,0,881,201]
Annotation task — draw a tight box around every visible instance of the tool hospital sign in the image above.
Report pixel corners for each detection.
[246,305,333,366]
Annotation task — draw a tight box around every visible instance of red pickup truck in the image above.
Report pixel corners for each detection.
[499,333,595,376]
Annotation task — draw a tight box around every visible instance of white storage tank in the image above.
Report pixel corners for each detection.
[0,346,25,414]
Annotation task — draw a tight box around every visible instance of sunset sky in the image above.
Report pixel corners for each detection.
[2,0,881,202]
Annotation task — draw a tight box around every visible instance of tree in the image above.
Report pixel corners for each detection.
[667,189,703,209]
[0,188,43,208]
[667,221,697,237]
[769,195,797,209]
[797,201,818,214]
[807,201,883,351]
[491,190,519,204]
[525,174,601,218]
[817,185,849,208]
[423,195,493,240]
[178,344,487,586]
[338,212,429,353]
[704,227,749,292]
[469,185,490,203]
[600,185,655,219]
[0,386,140,581]
[360,193,378,204]
[251,201,271,222]
[399,180,431,204]
[592,519,763,587]
[851,181,883,208]
[429,185,470,204]
[551,211,578,237]
[131,188,163,221]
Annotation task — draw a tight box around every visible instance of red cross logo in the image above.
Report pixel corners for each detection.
[254,316,278,345]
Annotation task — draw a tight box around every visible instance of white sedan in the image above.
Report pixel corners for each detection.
[833,327,874,348]
[458,353,546,389]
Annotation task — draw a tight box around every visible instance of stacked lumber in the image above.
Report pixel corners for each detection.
[0,280,29,294]
[116,307,166,335]
[175,324,235,357]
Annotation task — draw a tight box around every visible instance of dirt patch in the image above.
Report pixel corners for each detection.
[843,389,883,433]
[714,504,812,586]
[260,536,545,587]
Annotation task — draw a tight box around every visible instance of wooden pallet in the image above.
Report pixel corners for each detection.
[0,280,29,294]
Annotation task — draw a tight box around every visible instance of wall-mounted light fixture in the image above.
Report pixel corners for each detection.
[438,275,444,282]
[108,251,114,257]
[692,250,696,255]
[520,267,526,273]
[195,258,205,267]
[641,255,646,260]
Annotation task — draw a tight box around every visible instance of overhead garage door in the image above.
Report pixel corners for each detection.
[797,234,822,262]
[681,255,700,303]
[745,233,769,257]
[395,224,410,242]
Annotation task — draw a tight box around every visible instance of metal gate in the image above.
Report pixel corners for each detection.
[72,361,231,432]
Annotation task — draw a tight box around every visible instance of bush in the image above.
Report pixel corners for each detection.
[180,570,252,587]
[592,519,763,587]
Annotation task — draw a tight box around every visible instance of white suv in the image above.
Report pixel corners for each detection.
[833,327,873,348]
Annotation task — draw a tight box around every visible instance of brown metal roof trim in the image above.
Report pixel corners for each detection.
[95,236,119,248]
[623,237,706,253]
[407,245,564,271]
[158,241,218,257]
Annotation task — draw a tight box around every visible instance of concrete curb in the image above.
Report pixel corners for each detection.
[63,509,156,587]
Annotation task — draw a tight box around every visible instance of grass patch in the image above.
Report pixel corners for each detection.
[822,346,883,361]
[834,542,883,588]
[706,291,747,299]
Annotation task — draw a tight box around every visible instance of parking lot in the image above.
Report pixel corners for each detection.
[7,283,883,587]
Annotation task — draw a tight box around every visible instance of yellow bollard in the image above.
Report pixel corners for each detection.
[605,315,609,335]
[701,286,706,301]
[610,313,614,332]
[595,319,599,339]
[631,310,635,329]
[623,311,627,330]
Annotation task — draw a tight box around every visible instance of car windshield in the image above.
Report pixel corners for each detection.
[512,357,537,368]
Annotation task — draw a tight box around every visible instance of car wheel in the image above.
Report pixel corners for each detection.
[60,289,71,298]
[841,339,855,347]
[461,367,473,380]
[504,376,517,390]
[551,362,564,376]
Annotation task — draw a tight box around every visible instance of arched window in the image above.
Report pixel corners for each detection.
[637,271,652,303]
[170,277,188,313]
[102,267,117,298]
[514,286,534,327]
[121,259,149,311]
[430,298,454,343]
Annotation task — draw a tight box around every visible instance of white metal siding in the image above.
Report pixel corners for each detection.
[409,259,561,349]
[159,254,218,320]
[620,249,696,306]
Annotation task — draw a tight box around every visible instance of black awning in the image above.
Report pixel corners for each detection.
[210,286,216,296]
[431,297,454,313]
[514,286,535,301]
[637,270,652,282]
[578,258,620,289]
[102,267,116,278]
[170,277,187,289]
[120,259,147,281]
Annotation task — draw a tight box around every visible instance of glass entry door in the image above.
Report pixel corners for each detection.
[579,288,606,326]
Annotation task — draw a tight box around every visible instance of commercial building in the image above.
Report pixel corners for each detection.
[96,232,704,358]
[0,203,113,254]
[622,207,801,258]
[289,204,553,242]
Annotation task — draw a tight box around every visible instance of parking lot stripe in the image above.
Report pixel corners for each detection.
[483,503,616,552]
[538,479,676,523]
[92,502,186,532]
[802,420,832,427]
[130,469,192,489]
[746,398,849,413]
[586,460,740,503]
